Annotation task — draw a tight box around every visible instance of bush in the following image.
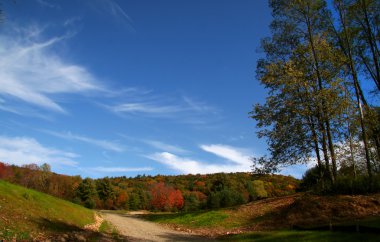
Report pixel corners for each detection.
[330,174,380,194]
[84,198,96,209]
[252,180,268,199]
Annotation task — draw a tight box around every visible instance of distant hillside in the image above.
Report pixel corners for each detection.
[0,162,299,212]
[0,180,99,241]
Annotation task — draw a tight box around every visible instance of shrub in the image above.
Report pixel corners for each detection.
[252,180,268,199]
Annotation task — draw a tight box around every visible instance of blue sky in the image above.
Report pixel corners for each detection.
[0,0,308,178]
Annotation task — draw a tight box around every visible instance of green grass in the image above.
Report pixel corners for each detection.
[218,230,380,241]
[144,210,229,228]
[0,180,95,240]
[343,217,380,228]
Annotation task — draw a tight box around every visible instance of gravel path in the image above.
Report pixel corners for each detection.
[102,211,212,242]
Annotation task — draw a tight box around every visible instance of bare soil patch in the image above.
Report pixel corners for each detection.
[102,211,212,241]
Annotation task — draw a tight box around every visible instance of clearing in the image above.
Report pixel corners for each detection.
[102,210,211,241]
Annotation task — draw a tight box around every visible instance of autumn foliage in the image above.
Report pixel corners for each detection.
[0,162,298,211]
[150,182,184,211]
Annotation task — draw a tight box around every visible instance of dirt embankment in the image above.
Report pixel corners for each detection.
[163,193,380,237]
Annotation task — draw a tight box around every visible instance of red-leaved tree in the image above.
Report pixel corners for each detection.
[150,182,184,211]
[0,162,6,179]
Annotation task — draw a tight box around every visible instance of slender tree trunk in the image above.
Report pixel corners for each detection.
[318,110,333,184]
[305,12,338,182]
[310,116,325,188]
[360,0,380,90]
[335,1,373,180]
[348,123,357,179]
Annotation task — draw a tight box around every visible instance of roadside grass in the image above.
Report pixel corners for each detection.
[143,194,380,241]
[143,210,230,228]
[0,180,95,240]
[218,230,380,241]
[343,217,380,228]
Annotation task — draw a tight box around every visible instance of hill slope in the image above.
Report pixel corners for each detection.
[0,180,97,240]
[144,193,380,237]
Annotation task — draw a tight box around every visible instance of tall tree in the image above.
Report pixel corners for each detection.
[251,0,356,185]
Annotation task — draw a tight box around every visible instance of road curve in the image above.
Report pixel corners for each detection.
[101,211,211,242]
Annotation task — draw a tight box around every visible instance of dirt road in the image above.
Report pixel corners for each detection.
[101,211,212,242]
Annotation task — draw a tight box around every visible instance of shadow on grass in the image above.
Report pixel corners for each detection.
[32,218,134,241]
[33,218,82,232]
[218,230,380,242]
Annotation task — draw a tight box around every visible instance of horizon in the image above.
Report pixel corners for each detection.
[0,0,308,179]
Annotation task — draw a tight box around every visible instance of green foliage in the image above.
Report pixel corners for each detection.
[329,174,380,194]
[207,188,245,209]
[75,178,97,209]
[299,165,326,191]
[251,0,379,193]
[183,193,200,211]
[252,180,268,199]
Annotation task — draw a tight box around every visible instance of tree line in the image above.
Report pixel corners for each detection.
[0,162,298,211]
[251,0,379,192]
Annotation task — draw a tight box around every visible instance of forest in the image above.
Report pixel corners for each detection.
[0,162,298,211]
[250,0,379,193]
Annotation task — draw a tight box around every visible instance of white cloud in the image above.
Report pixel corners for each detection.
[36,0,60,9]
[147,151,252,175]
[143,140,188,154]
[0,24,103,114]
[200,144,252,166]
[112,103,181,116]
[0,136,78,166]
[90,0,135,32]
[44,130,125,152]
[183,96,214,112]
[108,93,219,124]
[89,166,153,173]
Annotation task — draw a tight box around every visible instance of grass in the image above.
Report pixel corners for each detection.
[218,230,380,241]
[144,210,230,228]
[143,195,380,241]
[0,180,95,240]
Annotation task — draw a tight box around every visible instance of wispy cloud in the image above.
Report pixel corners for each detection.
[0,24,104,114]
[90,0,135,32]
[146,144,253,174]
[107,93,219,124]
[44,130,125,152]
[35,0,60,9]
[146,151,252,174]
[200,144,252,166]
[0,135,78,166]
[143,140,188,154]
[112,103,181,116]
[183,96,214,112]
[89,166,153,173]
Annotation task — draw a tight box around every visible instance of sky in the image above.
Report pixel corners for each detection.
[0,0,308,178]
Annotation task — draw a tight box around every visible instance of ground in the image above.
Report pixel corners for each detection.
[101,211,211,241]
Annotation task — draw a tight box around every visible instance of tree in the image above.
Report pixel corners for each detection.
[150,182,184,211]
[76,178,97,208]
[96,178,115,209]
[0,162,6,178]
[251,180,268,199]
[250,0,376,187]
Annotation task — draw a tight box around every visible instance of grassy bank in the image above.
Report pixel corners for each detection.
[0,180,95,240]
[143,193,380,241]
[219,230,380,241]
